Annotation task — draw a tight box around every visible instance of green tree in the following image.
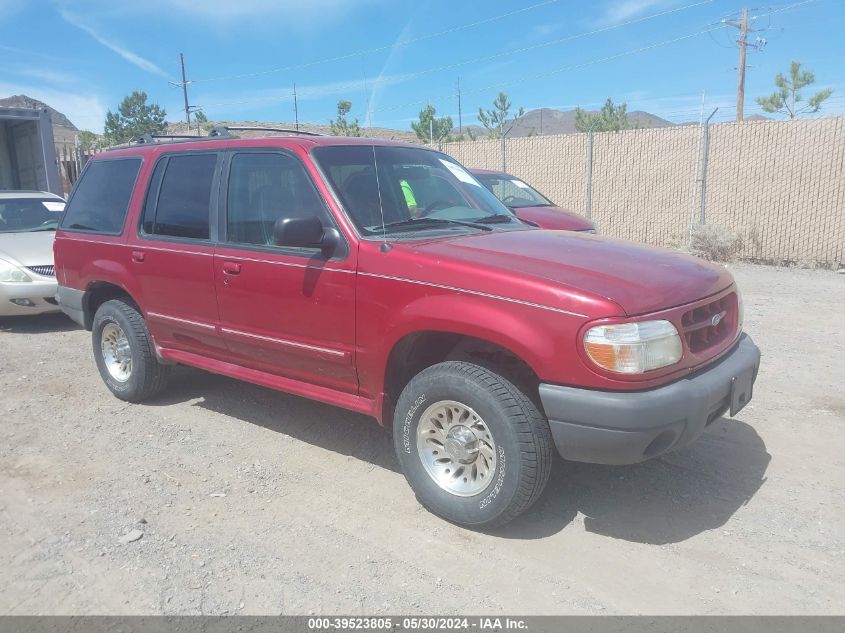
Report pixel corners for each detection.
[77,130,100,152]
[477,92,524,139]
[103,91,167,144]
[575,98,636,133]
[756,61,833,119]
[411,104,454,143]
[330,100,361,137]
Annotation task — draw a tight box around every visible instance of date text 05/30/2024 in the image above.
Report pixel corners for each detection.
[307,617,528,630]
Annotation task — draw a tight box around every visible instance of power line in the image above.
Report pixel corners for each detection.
[372,25,731,116]
[198,0,717,112]
[373,0,829,121]
[195,0,828,123]
[191,0,563,84]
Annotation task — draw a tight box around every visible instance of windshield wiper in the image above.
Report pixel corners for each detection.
[380,217,492,233]
[68,223,96,231]
[28,226,57,232]
[474,214,517,224]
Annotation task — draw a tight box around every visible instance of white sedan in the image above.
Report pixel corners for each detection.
[0,191,65,317]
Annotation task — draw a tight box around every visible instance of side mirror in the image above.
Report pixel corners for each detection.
[273,216,340,254]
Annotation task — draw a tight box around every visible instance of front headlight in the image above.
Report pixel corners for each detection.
[0,258,32,283]
[584,319,682,374]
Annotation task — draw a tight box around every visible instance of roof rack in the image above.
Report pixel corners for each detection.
[211,125,324,137]
[104,125,325,151]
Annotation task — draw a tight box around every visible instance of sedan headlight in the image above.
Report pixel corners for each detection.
[0,258,32,283]
[584,319,682,374]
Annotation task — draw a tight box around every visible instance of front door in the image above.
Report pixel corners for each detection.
[213,150,357,394]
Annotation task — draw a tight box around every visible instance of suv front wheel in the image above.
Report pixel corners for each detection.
[92,299,170,402]
[394,361,553,528]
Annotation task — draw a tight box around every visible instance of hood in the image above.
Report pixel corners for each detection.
[514,205,595,232]
[0,231,56,267]
[413,229,733,316]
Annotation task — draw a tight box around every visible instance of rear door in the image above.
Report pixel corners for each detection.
[130,151,226,357]
[213,149,357,393]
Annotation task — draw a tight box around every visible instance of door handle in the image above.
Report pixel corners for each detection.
[222,262,242,275]
[131,250,145,263]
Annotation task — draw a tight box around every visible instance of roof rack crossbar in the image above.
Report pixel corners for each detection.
[218,126,324,137]
[132,133,206,144]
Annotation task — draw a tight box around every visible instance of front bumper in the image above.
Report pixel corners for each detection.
[539,334,761,465]
[0,279,60,316]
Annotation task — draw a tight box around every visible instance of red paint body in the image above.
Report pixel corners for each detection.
[469,168,596,232]
[55,137,740,424]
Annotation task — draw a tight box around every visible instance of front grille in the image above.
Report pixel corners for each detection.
[26,265,55,277]
[681,293,736,354]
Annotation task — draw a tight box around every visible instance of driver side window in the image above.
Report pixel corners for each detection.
[226,152,329,247]
[491,178,523,201]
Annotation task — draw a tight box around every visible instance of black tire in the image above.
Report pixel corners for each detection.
[393,361,553,528]
[92,299,170,402]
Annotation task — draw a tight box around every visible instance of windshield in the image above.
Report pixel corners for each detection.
[312,145,521,237]
[0,198,65,233]
[475,174,554,208]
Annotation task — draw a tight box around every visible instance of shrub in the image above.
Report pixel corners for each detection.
[689,225,744,262]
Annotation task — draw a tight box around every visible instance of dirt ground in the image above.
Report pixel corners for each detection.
[0,263,843,615]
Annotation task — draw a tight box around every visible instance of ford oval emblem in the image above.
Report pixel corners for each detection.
[711,313,723,327]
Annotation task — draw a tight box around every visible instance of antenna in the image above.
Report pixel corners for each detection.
[370,144,390,251]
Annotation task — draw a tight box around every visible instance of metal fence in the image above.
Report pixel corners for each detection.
[439,117,845,267]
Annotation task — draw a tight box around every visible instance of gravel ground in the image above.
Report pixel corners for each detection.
[0,263,843,615]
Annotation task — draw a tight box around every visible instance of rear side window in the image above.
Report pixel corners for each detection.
[142,153,217,240]
[61,158,141,234]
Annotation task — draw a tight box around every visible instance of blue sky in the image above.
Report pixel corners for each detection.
[1,0,843,133]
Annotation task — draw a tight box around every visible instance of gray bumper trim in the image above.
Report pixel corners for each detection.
[539,334,761,465]
[57,285,86,328]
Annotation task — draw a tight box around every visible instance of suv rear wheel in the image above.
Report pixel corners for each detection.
[92,299,170,402]
[393,361,552,528]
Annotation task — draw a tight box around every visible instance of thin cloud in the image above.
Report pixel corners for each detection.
[367,17,415,127]
[158,0,381,21]
[0,65,79,86]
[596,0,675,26]
[58,10,170,79]
[58,0,383,25]
[198,73,415,112]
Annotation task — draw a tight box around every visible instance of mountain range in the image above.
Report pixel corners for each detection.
[1,95,772,143]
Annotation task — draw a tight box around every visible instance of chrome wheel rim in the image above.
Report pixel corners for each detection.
[416,400,497,497]
[101,322,132,382]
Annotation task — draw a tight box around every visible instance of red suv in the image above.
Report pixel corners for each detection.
[54,132,760,528]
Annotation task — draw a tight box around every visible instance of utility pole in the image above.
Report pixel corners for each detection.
[169,53,194,130]
[724,8,765,122]
[179,53,190,127]
[293,83,299,131]
[456,78,463,135]
[735,8,748,122]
